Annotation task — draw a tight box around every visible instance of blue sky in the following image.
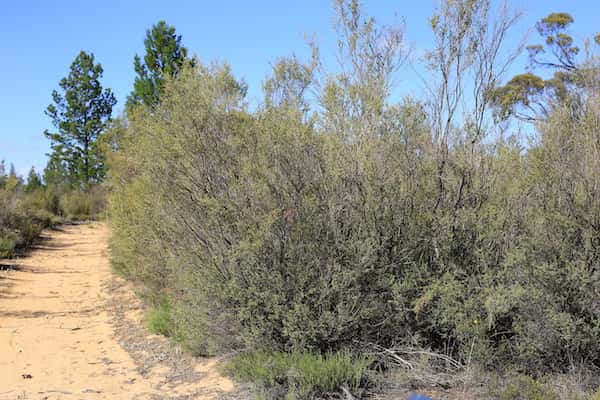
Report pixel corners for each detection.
[1,0,598,176]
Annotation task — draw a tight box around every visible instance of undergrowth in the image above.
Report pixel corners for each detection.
[226,351,371,399]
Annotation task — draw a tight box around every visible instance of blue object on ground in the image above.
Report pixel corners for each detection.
[408,393,433,400]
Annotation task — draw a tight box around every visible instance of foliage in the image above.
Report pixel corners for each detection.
[226,351,371,399]
[0,161,106,260]
[145,297,182,339]
[106,2,600,399]
[60,188,105,220]
[491,12,599,121]
[126,20,190,110]
[0,183,57,259]
[488,374,559,400]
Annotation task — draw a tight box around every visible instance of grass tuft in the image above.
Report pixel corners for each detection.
[145,298,177,338]
[226,350,371,399]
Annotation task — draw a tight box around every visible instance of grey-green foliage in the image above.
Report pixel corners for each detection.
[25,167,42,193]
[108,0,600,384]
[108,59,467,355]
[226,351,370,399]
[488,373,560,400]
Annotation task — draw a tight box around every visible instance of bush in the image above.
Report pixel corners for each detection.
[0,188,52,258]
[145,297,183,340]
[60,187,106,220]
[226,351,371,399]
[107,5,600,396]
[108,59,600,372]
[0,231,17,259]
[146,301,173,337]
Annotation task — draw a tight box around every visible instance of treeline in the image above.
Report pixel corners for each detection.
[0,160,106,258]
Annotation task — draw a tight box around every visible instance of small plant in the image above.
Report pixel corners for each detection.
[145,298,177,338]
[488,373,559,400]
[226,350,371,399]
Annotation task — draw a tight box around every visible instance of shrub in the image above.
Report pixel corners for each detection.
[108,59,600,371]
[107,4,600,394]
[226,351,371,399]
[145,297,180,339]
[0,188,51,258]
[60,187,106,220]
[0,175,70,259]
[0,231,17,259]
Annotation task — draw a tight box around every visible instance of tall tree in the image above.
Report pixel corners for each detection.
[45,51,116,189]
[126,21,190,109]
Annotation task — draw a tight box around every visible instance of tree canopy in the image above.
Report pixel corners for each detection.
[126,20,190,110]
[491,13,599,121]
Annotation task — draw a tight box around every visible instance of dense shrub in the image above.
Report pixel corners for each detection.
[110,60,600,366]
[487,373,600,400]
[107,1,600,398]
[109,57,600,371]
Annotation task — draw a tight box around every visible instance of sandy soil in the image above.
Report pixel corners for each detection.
[0,223,237,400]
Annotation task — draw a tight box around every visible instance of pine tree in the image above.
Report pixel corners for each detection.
[45,51,116,189]
[126,21,190,109]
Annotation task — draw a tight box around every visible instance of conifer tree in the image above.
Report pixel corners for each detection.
[45,51,116,189]
[126,21,190,109]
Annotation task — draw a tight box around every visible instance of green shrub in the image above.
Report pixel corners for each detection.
[0,178,69,259]
[0,188,48,258]
[145,297,177,338]
[108,59,600,371]
[226,351,371,399]
[0,231,17,259]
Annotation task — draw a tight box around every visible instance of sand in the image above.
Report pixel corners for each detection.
[0,223,236,400]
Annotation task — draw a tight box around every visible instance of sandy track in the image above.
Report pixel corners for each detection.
[0,223,236,400]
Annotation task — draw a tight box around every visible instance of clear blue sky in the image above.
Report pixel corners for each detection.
[1,0,598,176]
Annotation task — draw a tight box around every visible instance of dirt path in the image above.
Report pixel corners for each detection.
[0,223,237,400]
